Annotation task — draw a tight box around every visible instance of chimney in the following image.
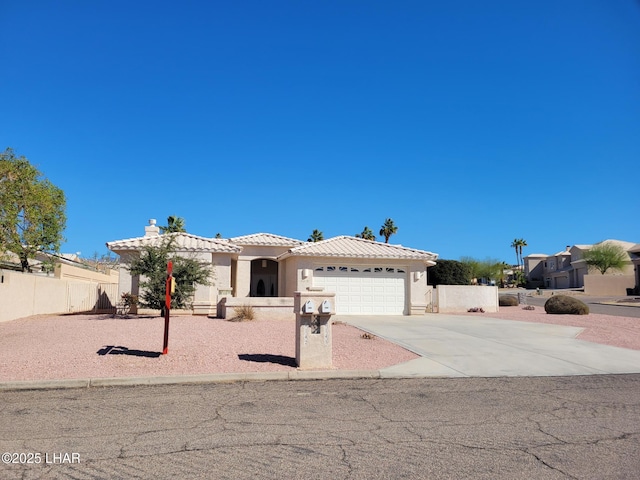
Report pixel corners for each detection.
[566,245,570,251]
[145,218,160,237]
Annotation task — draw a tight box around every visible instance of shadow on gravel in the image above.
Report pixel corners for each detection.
[238,353,296,367]
[97,345,162,358]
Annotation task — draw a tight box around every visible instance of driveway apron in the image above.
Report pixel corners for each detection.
[340,314,640,378]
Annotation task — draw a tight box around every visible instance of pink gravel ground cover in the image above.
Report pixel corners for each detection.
[461,307,640,351]
[0,315,419,382]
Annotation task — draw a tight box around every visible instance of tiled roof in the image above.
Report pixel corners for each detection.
[278,236,438,261]
[597,239,637,250]
[106,233,242,253]
[228,233,304,247]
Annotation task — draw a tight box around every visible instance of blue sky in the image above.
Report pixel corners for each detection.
[1,1,639,264]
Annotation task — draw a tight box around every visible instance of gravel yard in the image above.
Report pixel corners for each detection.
[1,307,638,382]
[0,314,418,382]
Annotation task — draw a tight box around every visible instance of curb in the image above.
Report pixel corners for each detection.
[596,302,640,308]
[0,370,383,391]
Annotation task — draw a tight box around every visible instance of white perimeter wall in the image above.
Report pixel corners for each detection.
[435,285,499,313]
[0,270,118,322]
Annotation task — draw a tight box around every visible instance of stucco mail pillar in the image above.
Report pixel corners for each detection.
[294,291,336,370]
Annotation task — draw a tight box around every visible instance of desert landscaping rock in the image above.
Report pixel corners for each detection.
[544,294,590,315]
[498,295,518,306]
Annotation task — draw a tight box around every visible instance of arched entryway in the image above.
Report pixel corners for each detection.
[250,259,278,297]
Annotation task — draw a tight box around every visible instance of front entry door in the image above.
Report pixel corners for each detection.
[250,259,278,297]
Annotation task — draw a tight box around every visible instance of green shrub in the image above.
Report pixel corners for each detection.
[228,305,256,322]
[121,292,138,308]
[544,295,589,315]
[499,295,518,307]
[427,259,471,286]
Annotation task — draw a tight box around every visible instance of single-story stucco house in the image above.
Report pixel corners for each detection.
[106,220,439,317]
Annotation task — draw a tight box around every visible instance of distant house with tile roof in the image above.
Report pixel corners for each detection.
[524,239,638,293]
[107,220,438,317]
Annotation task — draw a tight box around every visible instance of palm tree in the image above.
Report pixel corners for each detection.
[160,215,186,233]
[517,238,527,268]
[379,218,398,244]
[511,238,520,267]
[497,261,510,287]
[307,229,324,242]
[355,226,376,241]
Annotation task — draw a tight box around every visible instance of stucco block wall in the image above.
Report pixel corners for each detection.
[0,271,117,322]
[583,274,635,296]
[0,271,68,322]
[55,263,118,283]
[435,285,499,313]
[219,297,295,321]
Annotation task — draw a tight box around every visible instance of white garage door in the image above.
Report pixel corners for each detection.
[313,266,407,315]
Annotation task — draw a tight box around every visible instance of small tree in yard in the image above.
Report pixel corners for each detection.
[582,242,628,275]
[128,236,212,315]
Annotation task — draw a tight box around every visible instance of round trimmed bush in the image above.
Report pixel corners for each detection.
[544,295,589,315]
[499,295,518,307]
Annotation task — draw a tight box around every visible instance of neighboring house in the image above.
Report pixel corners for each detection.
[106,220,439,316]
[630,244,640,294]
[524,239,637,290]
[523,253,547,288]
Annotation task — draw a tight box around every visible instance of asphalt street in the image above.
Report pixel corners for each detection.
[1,375,639,479]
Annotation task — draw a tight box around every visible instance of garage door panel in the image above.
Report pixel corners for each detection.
[314,267,406,315]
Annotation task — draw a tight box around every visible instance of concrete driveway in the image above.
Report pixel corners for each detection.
[340,314,640,378]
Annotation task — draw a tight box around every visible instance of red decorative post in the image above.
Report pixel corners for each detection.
[162,260,173,355]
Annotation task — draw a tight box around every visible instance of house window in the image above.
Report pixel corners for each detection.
[326,266,335,272]
[351,268,359,272]
[374,267,382,272]
[339,266,348,272]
